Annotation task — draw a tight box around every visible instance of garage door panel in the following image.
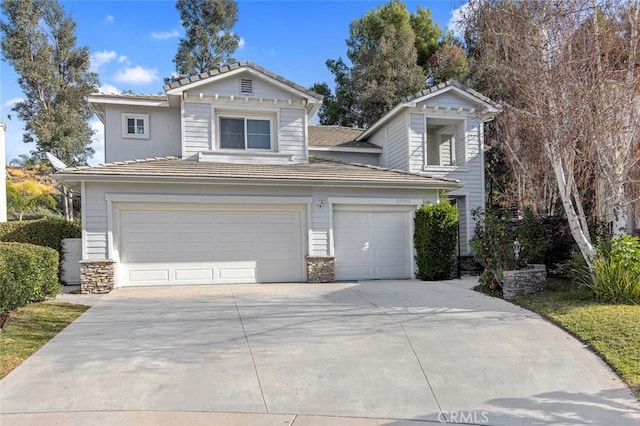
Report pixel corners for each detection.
[118,207,304,286]
[334,208,412,281]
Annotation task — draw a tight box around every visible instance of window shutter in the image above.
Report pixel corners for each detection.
[240,78,253,94]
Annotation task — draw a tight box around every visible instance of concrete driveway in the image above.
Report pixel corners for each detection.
[1,279,639,425]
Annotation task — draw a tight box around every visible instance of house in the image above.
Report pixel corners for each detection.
[54,62,499,293]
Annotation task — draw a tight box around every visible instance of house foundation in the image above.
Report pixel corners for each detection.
[80,260,116,294]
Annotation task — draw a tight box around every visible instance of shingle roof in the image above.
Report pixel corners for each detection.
[163,61,324,101]
[55,156,460,189]
[308,126,380,149]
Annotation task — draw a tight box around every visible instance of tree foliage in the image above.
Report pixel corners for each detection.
[0,0,98,166]
[314,0,470,127]
[463,0,640,272]
[174,0,240,77]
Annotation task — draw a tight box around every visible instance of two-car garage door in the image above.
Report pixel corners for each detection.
[118,205,305,286]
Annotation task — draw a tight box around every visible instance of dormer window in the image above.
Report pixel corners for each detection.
[425,117,465,167]
[219,116,272,150]
[122,113,149,139]
[240,78,253,94]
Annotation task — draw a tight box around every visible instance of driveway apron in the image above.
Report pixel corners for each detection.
[1,280,639,425]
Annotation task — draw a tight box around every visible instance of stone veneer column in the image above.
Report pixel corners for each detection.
[306,256,335,283]
[80,260,116,294]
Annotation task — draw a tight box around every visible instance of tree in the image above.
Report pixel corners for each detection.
[463,0,640,270]
[0,0,98,221]
[6,181,56,221]
[316,0,469,127]
[174,0,240,77]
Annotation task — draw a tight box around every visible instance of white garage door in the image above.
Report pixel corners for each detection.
[333,206,413,280]
[118,206,305,286]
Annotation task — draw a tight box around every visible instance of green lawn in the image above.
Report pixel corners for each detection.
[0,301,89,379]
[513,282,640,399]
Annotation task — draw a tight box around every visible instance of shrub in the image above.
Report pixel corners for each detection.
[414,201,459,280]
[566,235,640,304]
[0,242,60,314]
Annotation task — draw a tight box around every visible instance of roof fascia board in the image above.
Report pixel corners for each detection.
[309,146,382,153]
[53,173,462,190]
[413,86,500,114]
[87,96,170,108]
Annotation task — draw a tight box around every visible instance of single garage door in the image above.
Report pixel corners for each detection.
[118,205,305,286]
[333,205,413,280]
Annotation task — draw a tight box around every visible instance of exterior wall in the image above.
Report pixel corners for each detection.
[191,70,295,100]
[104,105,181,162]
[408,113,424,171]
[82,181,439,282]
[386,113,409,170]
[183,102,212,158]
[279,108,307,162]
[309,150,380,166]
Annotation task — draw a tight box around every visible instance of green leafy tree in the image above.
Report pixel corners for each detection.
[0,0,99,221]
[316,0,469,127]
[174,0,240,77]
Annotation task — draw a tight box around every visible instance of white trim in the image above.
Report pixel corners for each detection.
[327,197,423,206]
[216,111,275,151]
[105,193,312,205]
[88,96,169,108]
[121,113,149,139]
[106,197,113,259]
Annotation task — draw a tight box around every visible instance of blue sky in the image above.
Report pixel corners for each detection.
[0,0,468,165]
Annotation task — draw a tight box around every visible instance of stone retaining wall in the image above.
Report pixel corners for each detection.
[502,264,547,299]
[306,256,335,283]
[80,260,116,294]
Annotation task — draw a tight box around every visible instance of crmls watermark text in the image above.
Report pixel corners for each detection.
[438,410,490,424]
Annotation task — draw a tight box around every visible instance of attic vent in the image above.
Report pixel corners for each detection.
[240,78,253,94]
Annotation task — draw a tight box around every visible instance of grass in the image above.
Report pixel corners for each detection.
[0,301,89,379]
[512,279,640,399]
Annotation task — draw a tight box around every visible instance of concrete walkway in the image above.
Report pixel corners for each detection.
[1,278,639,425]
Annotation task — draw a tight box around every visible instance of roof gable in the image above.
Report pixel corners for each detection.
[357,80,500,141]
[164,61,323,103]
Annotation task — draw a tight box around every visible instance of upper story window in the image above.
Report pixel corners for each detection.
[426,118,465,167]
[219,116,272,150]
[122,113,149,139]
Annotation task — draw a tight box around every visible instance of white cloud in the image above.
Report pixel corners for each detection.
[448,3,471,39]
[4,97,23,107]
[104,14,114,24]
[238,37,245,49]
[98,83,120,94]
[151,29,180,40]
[113,66,159,84]
[88,119,105,166]
[90,50,117,72]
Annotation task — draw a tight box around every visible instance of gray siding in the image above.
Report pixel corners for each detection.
[408,113,424,171]
[183,102,211,159]
[84,182,109,259]
[279,108,307,162]
[387,113,408,170]
[192,71,299,100]
[104,106,181,163]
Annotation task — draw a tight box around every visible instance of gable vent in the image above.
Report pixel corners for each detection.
[240,78,253,94]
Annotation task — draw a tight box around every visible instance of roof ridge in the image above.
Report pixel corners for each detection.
[309,156,459,184]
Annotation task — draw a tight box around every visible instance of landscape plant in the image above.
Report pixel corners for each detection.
[414,200,458,280]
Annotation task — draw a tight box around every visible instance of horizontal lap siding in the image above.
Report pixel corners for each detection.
[84,183,109,259]
[279,108,306,162]
[409,113,424,172]
[387,113,408,170]
[310,193,329,256]
[183,103,211,158]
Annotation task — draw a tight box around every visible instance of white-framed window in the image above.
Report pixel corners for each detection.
[122,113,149,139]
[219,115,273,150]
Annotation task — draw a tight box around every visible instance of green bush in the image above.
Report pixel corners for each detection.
[0,242,60,313]
[414,201,459,280]
[566,235,640,304]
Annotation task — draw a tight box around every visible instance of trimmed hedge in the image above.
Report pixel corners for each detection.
[0,242,60,313]
[414,201,459,280]
[0,218,81,255]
